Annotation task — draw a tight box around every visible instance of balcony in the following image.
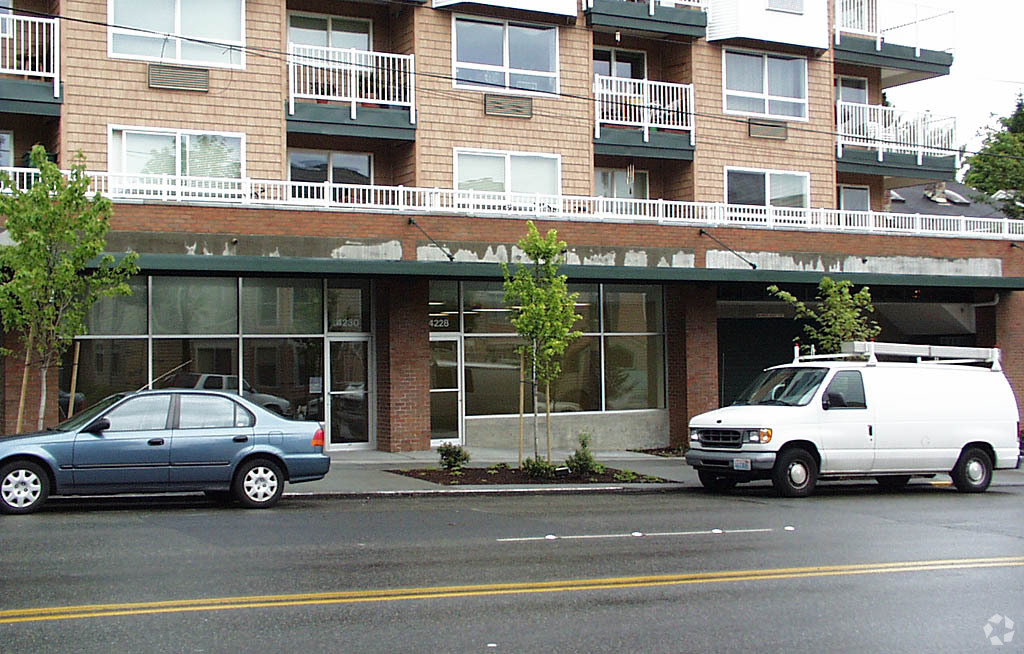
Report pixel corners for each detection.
[287,45,415,141]
[4,167,1019,242]
[836,101,958,179]
[706,0,828,51]
[584,0,707,40]
[834,0,954,87]
[594,75,695,160]
[0,13,61,114]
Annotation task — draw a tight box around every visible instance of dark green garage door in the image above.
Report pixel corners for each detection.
[717,319,800,406]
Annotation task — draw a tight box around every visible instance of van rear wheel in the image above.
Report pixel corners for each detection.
[697,470,737,493]
[772,449,817,497]
[951,447,992,493]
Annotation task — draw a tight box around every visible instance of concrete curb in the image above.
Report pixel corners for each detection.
[284,484,689,499]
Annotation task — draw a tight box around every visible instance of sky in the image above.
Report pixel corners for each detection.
[883,1,1024,175]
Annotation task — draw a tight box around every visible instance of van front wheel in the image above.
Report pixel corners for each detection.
[951,447,992,493]
[772,449,817,497]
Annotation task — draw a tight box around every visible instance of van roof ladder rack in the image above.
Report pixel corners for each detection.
[838,341,1002,371]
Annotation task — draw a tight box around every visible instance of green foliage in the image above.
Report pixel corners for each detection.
[613,469,639,482]
[565,432,605,476]
[0,146,138,427]
[501,221,582,386]
[521,457,556,479]
[964,95,1024,219]
[486,462,509,475]
[437,442,470,471]
[767,277,881,354]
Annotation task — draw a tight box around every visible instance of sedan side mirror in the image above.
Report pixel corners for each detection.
[84,417,110,433]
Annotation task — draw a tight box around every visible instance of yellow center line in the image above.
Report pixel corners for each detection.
[2,556,1022,625]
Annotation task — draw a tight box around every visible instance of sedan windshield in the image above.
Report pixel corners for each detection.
[54,393,126,432]
[732,367,827,407]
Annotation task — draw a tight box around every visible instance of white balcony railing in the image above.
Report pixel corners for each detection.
[3,167,1018,242]
[836,101,957,165]
[594,75,695,144]
[583,0,707,16]
[0,13,59,97]
[288,44,415,123]
[835,0,954,55]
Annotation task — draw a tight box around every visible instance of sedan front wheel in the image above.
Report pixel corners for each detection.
[233,459,284,509]
[0,460,50,515]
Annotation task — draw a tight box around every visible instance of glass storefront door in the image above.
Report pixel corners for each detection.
[430,335,462,443]
[327,338,372,448]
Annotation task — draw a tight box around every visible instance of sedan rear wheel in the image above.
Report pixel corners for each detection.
[233,459,284,509]
[0,460,50,515]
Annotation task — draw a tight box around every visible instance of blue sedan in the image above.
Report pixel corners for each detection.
[0,390,331,514]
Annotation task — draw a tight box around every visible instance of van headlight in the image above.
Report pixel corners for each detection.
[747,428,772,444]
[689,429,700,442]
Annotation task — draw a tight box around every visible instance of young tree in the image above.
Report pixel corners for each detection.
[767,276,881,354]
[964,95,1024,218]
[0,145,139,432]
[502,221,581,462]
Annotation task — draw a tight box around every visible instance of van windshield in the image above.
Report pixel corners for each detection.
[732,367,828,407]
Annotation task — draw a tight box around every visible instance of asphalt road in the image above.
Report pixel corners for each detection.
[1,484,1022,653]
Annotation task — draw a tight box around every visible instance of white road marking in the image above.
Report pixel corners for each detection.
[497,527,776,543]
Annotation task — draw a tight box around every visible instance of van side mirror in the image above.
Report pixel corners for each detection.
[822,391,847,410]
[84,417,110,433]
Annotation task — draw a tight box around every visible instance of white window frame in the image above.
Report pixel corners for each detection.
[838,184,871,211]
[724,166,810,208]
[287,149,375,185]
[723,48,808,122]
[0,130,12,168]
[107,0,246,70]
[108,125,247,178]
[286,11,373,52]
[0,0,11,38]
[451,15,560,97]
[453,148,561,196]
[593,47,647,80]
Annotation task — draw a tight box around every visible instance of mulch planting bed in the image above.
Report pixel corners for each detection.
[387,466,669,485]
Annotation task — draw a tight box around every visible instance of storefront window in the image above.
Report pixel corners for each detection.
[242,338,323,418]
[463,281,515,334]
[543,335,600,412]
[604,284,663,333]
[464,336,533,415]
[327,281,370,332]
[85,277,148,335]
[152,338,240,390]
[151,277,238,335]
[429,280,459,332]
[242,278,323,334]
[605,335,665,410]
[59,339,148,417]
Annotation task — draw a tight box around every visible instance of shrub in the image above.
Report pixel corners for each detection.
[521,457,556,479]
[486,462,509,475]
[438,442,470,471]
[565,432,605,476]
[613,469,639,482]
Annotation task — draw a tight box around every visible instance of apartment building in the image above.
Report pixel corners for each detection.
[1,0,1021,453]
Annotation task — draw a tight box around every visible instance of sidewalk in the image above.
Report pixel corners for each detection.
[285,448,1024,497]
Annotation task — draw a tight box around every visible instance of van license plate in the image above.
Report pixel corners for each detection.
[733,458,751,471]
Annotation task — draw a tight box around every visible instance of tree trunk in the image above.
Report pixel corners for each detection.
[15,325,34,434]
[545,380,551,463]
[36,363,48,431]
[532,340,539,461]
[68,341,81,418]
[518,351,524,467]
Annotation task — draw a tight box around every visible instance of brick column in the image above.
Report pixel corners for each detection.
[995,291,1024,422]
[375,279,431,452]
[666,283,719,448]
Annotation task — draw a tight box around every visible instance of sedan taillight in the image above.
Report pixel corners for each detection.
[312,427,324,448]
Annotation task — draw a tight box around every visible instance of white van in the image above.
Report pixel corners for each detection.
[686,342,1022,497]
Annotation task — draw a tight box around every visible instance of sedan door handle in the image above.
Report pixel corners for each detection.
[233,435,249,443]
[148,438,165,446]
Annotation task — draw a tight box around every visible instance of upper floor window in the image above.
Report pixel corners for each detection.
[0,1,11,38]
[289,150,372,185]
[767,0,803,14]
[724,50,807,120]
[726,167,808,208]
[596,168,648,200]
[593,49,645,80]
[455,149,560,196]
[0,131,12,167]
[836,76,868,104]
[839,185,870,211]
[110,127,244,178]
[109,0,244,68]
[288,13,371,51]
[453,17,558,95]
